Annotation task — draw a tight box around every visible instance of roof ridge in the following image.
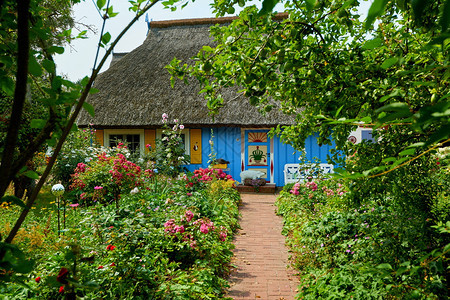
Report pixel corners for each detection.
[149,12,289,28]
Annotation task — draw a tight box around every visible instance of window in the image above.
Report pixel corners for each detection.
[157,129,190,155]
[104,129,144,154]
[109,134,141,153]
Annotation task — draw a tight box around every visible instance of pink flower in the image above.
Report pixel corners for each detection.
[219,231,227,241]
[146,144,151,148]
[94,186,103,190]
[69,203,79,208]
[200,223,210,234]
[179,124,185,130]
[175,225,185,233]
[186,192,192,197]
[185,210,194,222]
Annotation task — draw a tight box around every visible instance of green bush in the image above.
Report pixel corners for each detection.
[276,176,449,299]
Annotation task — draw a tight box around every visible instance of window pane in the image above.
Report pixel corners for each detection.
[109,134,141,153]
[109,134,123,148]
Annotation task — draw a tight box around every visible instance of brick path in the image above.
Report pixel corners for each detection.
[227,193,298,300]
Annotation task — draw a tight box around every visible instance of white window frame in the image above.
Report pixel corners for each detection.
[104,129,145,154]
[156,129,190,156]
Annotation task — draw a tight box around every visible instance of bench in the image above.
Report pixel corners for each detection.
[284,163,334,184]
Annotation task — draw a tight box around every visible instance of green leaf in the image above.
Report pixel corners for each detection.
[381,57,398,69]
[101,32,111,45]
[28,56,42,77]
[305,0,318,10]
[382,157,397,163]
[335,105,344,117]
[379,89,404,102]
[396,266,409,276]
[362,37,383,50]
[365,0,389,29]
[377,263,393,270]
[97,0,106,9]
[82,102,95,117]
[89,88,99,94]
[42,59,55,74]
[1,195,26,208]
[107,6,119,18]
[80,76,90,87]
[23,170,40,179]
[407,142,425,148]
[440,0,450,32]
[399,148,415,156]
[30,119,46,129]
[376,102,410,113]
[259,0,279,15]
[48,46,65,54]
[0,76,15,96]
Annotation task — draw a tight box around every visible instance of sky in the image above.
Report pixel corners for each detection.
[54,1,259,81]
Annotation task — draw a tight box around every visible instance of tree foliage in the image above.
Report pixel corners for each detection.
[0,0,196,254]
[168,0,449,155]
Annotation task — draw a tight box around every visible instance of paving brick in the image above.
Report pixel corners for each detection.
[227,193,298,300]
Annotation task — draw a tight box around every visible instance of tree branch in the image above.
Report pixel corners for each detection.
[0,0,31,199]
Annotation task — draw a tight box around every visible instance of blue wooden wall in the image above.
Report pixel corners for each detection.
[185,128,336,186]
[272,134,336,186]
[184,127,242,182]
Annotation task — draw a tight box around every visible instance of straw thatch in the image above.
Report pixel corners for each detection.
[77,15,295,128]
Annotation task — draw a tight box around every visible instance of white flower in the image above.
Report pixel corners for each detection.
[179,125,184,130]
[130,187,139,195]
[172,125,178,131]
[173,119,179,123]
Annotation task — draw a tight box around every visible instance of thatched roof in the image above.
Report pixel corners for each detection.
[77,14,295,128]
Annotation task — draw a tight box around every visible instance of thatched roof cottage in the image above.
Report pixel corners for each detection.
[77,15,335,186]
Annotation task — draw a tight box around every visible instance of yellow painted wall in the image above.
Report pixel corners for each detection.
[95,129,104,146]
[190,129,202,164]
[144,129,156,153]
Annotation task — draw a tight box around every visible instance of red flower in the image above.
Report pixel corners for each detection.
[35,276,41,283]
[98,265,104,269]
[110,262,116,267]
[56,267,69,284]
[59,286,64,293]
[106,244,116,251]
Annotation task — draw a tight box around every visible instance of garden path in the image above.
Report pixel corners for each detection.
[227,193,298,300]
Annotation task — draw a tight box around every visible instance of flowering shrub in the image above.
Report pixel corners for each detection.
[69,152,144,205]
[52,125,100,186]
[183,168,234,194]
[277,176,449,299]
[1,171,240,299]
[147,114,189,177]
